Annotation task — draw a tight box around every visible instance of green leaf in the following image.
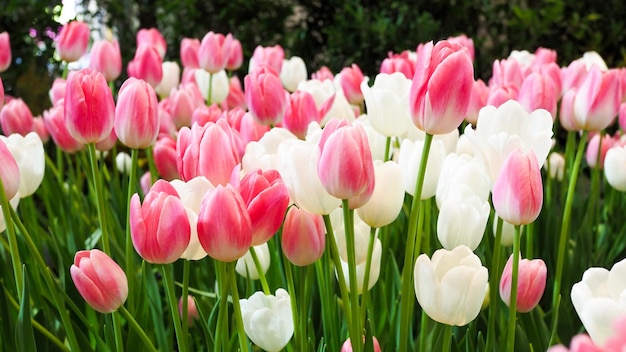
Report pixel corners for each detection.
[15,265,37,352]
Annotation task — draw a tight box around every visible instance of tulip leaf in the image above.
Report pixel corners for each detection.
[195,296,215,348]
[15,265,37,352]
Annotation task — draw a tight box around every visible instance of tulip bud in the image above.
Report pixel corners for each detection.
[114,77,160,149]
[280,56,308,92]
[155,61,181,98]
[180,38,200,69]
[226,37,243,71]
[499,255,547,312]
[341,337,382,352]
[281,206,325,266]
[178,295,199,326]
[1,98,34,136]
[43,104,83,153]
[70,249,128,313]
[0,139,20,200]
[0,132,45,197]
[153,134,180,181]
[249,45,284,74]
[357,160,405,228]
[235,243,271,280]
[239,289,294,352]
[136,28,166,58]
[89,39,122,82]
[0,32,11,72]
[55,21,89,62]
[338,64,366,105]
[245,66,288,126]
[128,45,163,88]
[198,32,234,74]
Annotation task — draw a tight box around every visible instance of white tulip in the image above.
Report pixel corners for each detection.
[154,61,180,97]
[437,195,490,251]
[242,127,297,173]
[360,72,412,137]
[435,152,491,208]
[0,132,45,197]
[240,288,294,352]
[357,160,405,228]
[280,56,307,92]
[546,152,566,181]
[398,138,445,200]
[604,146,626,191]
[0,194,20,233]
[115,152,132,174]
[235,243,271,280]
[194,69,229,104]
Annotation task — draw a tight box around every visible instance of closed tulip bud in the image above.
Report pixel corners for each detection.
[235,243,271,279]
[518,72,558,119]
[249,45,284,74]
[398,138,446,200]
[49,78,67,106]
[605,145,626,191]
[237,169,290,246]
[115,152,132,174]
[178,295,199,326]
[280,56,308,92]
[0,32,11,72]
[180,38,200,68]
[89,39,122,82]
[197,184,252,262]
[338,64,366,105]
[361,72,413,137]
[155,61,181,98]
[573,67,621,131]
[437,195,490,251]
[169,83,203,128]
[195,69,229,104]
[136,28,166,58]
[410,40,474,135]
[1,98,34,136]
[128,45,163,88]
[0,140,20,200]
[380,52,415,79]
[32,117,49,143]
[492,149,543,225]
[341,337,382,352]
[70,249,128,314]
[357,160,405,228]
[414,245,488,326]
[226,38,243,71]
[114,77,160,148]
[499,255,547,313]
[586,133,616,169]
[154,134,180,181]
[240,289,294,352]
[546,152,565,181]
[43,104,83,153]
[281,206,325,266]
[282,90,321,139]
[64,68,115,144]
[0,132,44,197]
[198,32,232,74]
[245,65,288,126]
[130,180,191,264]
[55,21,89,62]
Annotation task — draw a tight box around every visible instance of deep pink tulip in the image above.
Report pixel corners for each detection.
[586,133,617,169]
[517,72,558,119]
[0,140,20,200]
[49,78,67,106]
[55,21,89,62]
[250,45,284,74]
[0,78,3,110]
[318,118,375,207]
[43,104,83,153]
[70,249,128,314]
[130,180,191,264]
[244,65,288,126]
[0,32,11,72]
[311,66,334,81]
[573,67,621,131]
[339,64,366,105]
[127,45,163,88]
[176,119,243,185]
[281,206,325,266]
[191,104,222,127]
[153,134,180,181]
[198,31,233,74]
[340,337,382,352]
[64,68,115,144]
[499,255,547,313]
[283,90,322,139]
[89,39,122,82]
[197,184,252,262]
[180,38,200,68]
[410,40,474,135]
[380,51,415,79]
[136,28,167,58]
[226,38,243,71]
[447,34,475,61]
[236,169,290,246]
[492,149,543,225]
[114,77,160,148]
[0,98,34,136]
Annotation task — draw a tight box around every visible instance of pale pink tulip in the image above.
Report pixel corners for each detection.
[1,98,34,136]
[517,72,558,119]
[127,45,163,88]
[0,32,11,72]
[486,84,518,108]
[32,117,49,143]
[339,64,366,105]
[223,76,247,110]
[585,133,616,169]
[447,34,475,61]
[136,28,167,58]
[49,78,66,106]
[226,38,243,71]
[281,206,325,266]
[55,21,89,62]
[499,255,547,312]
[572,67,621,131]
[178,295,200,326]
[380,51,415,79]
[95,128,117,152]
[490,58,525,89]
[198,32,232,74]
[169,83,204,128]
[43,104,83,153]
[245,65,288,126]
[465,79,489,125]
[546,334,604,352]
[311,66,334,81]
[341,337,382,352]
[190,104,222,127]
[0,140,20,200]
[180,38,200,68]
[89,39,122,82]
[114,77,159,149]
[249,45,284,74]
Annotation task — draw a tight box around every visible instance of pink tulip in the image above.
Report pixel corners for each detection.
[537,62,563,99]
[250,45,284,74]
[604,315,626,350]
[339,64,366,105]
[70,249,128,314]
[32,117,49,143]
[283,90,322,139]
[114,77,160,148]
[0,78,3,110]
[49,78,67,106]
[499,255,547,312]
[55,20,89,62]
[198,32,233,74]
[410,40,474,135]
[380,51,415,79]
[176,119,243,185]
[492,149,543,225]
[318,118,375,207]
[169,83,204,128]
[64,68,115,144]
[547,334,604,352]
[465,79,489,125]
[95,128,117,152]
[572,66,621,131]
[1,98,34,136]
[586,133,616,169]
[561,59,589,94]
[0,32,11,72]
[197,184,252,262]
[191,104,222,127]
[619,103,626,132]
[136,28,167,58]
[486,84,518,108]
[178,295,200,326]
[43,104,83,153]
[223,76,247,110]
[226,38,243,71]
[153,134,179,180]
[0,139,20,200]
[127,45,163,88]
[490,58,525,89]
[559,90,578,132]
[130,180,191,264]
[244,65,288,126]
[517,72,558,119]
[340,337,382,352]
[89,39,122,82]
[281,206,325,266]
[236,169,290,246]
[311,66,334,81]
[233,112,270,145]
[180,38,200,68]
[447,34,475,61]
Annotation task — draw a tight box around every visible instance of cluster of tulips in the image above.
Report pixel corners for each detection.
[1,16,626,352]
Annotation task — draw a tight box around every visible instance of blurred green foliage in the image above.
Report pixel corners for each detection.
[2,0,626,114]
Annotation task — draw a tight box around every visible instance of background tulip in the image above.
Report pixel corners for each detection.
[437,195,490,251]
[280,56,307,92]
[155,61,181,98]
[180,38,200,68]
[357,160,405,228]
[338,63,366,105]
[573,67,621,131]
[43,104,83,153]
[70,249,128,314]
[585,133,616,169]
[239,289,294,352]
[604,145,626,191]
[235,243,271,279]
[136,28,167,58]
[500,255,547,312]
[249,45,284,74]
[198,31,232,74]
[398,137,445,200]
[114,77,160,149]
[361,72,413,138]
[0,140,20,200]
[245,65,288,126]
[55,20,89,62]
[281,206,325,266]
[153,134,180,180]
[341,337,382,352]
[0,132,45,198]
[226,37,243,71]
[282,90,322,139]
[0,32,11,72]
[89,39,122,82]
[194,69,229,104]
[128,45,163,88]
[0,98,34,136]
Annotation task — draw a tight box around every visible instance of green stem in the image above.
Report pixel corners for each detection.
[182,260,191,350]
[161,264,187,352]
[249,246,271,295]
[322,214,353,330]
[87,143,110,255]
[215,261,229,352]
[207,73,214,106]
[126,148,139,310]
[507,225,522,351]
[419,310,429,351]
[399,133,433,351]
[302,265,314,351]
[284,256,300,351]
[145,146,159,185]
[342,199,362,352]
[228,262,250,352]
[441,324,453,352]
[486,216,504,352]
[552,130,588,325]
[113,311,124,352]
[0,177,22,298]
[384,136,391,162]
[315,253,338,350]
[119,306,158,352]
[360,227,377,329]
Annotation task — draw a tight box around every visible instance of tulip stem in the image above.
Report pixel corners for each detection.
[112,311,124,352]
[486,216,504,352]
[284,256,301,351]
[207,73,213,106]
[507,225,522,351]
[228,262,250,352]
[384,136,391,162]
[215,261,229,352]
[552,130,588,327]
[342,199,363,352]
[182,260,191,350]
[360,227,377,329]
[87,143,110,255]
[441,324,453,352]
[145,146,158,185]
[399,133,433,351]
[161,264,187,352]
[315,250,339,350]
[249,246,271,295]
[119,306,158,352]
[125,148,139,311]
[0,176,22,299]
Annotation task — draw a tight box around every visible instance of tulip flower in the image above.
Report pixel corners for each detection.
[341,337,382,352]
[282,90,323,139]
[572,66,621,131]
[32,117,49,143]
[178,295,200,326]
[0,32,11,72]
[114,77,160,149]
[398,137,446,200]
[95,128,117,152]
[410,40,474,135]
[338,63,366,105]
[154,134,180,181]
[518,72,558,119]
[546,152,565,181]
[169,83,203,128]
[1,98,34,136]
[437,195,490,251]
[281,206,325,266]
[235,243,271,280]
[89,39,122,82]
[130,180,191,264]
[414,245,489,326]
[605,145,626,191]
[128,45,163,88]
[191,104,222,127]
[64,68,115,144]
[70,249,128,314]
[435,153,491,208]
[243,126,297,173]
[194,69,229,104]
[236,169,290,246]
[49,78,67,106]
[0,78,4,111]
[280,56,308,92]
[197,184,252,262]
[155,61,181,98]
[43,104,83,153]
[500,255,547,312]
[0,132,44,198]
[226,37,243,71]
[249,45,284,74]
[586,133,616,170]
[547,334,604,352]
[357,160,405,228]
[295,79,340,125]
[380,51,415,79]
[245,65,288,126]
[239,289,294,352]
[224,76,247,110]
[0,140,20,200]
[361,72,413,137]
[55,20,89,62]
[198,32,233,74]
[311,66,334,81]
[136,28,167,58]
[180,38,200,68]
